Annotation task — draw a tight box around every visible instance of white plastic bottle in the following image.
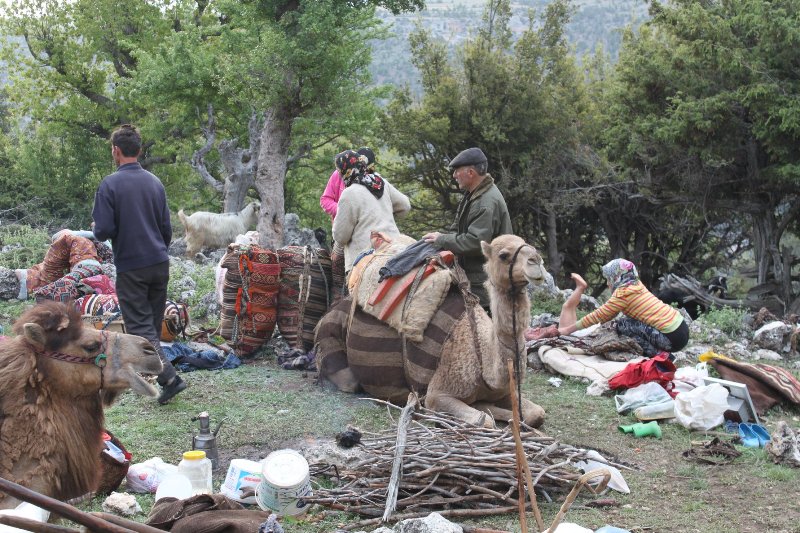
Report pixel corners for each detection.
[177,450,213,496]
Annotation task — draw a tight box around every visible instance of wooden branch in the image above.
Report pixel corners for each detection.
[383,392,418,522]
[508,360,544,532]
[191,103,224,193]
[776,198,800,241]
[0,515,79,532]
[0,478,134,533]
[545,469,610,533]
[661,273,765,311]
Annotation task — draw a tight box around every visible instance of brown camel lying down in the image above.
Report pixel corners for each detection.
[0,301,163,509]
[316,234,547,428]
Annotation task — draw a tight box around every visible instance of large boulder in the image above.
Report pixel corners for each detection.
[753,321,792,352]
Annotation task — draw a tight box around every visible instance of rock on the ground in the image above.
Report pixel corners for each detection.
[194,291,220,319]
[753,321,792,352]
[765,421,800,468]
[101,492,141,516]
[530,312,558,329]
[394,512,463,533]
[528,269,560,299]
[284,213,322,249]
[682,345,714,359]
[297,437,363,469]
[0,268,20,300]
[721,341,752,360]
[754,348,783,361]
[169,237,187,257]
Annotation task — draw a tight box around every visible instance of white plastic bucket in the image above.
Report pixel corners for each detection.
[255,449,312,516]
[220,459,263,504]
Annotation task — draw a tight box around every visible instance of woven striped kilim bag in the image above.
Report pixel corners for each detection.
[276,246,333,352]
[219,245,280,356]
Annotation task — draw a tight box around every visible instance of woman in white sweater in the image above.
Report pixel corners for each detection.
[331,149,411,274]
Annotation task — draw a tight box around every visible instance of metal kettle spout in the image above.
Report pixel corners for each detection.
[212,420,224,437]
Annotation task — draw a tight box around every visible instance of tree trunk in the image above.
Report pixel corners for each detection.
[220,111,262,212]
[254,105,293,249]
[544,207,562,281]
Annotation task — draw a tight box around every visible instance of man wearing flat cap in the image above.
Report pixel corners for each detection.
[423,147,512,310]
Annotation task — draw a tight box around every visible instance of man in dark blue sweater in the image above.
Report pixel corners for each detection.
[92,124,186,404]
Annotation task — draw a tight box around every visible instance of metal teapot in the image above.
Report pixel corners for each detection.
[191,411,223,470]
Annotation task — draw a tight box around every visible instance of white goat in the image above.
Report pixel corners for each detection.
[178,201,260,257]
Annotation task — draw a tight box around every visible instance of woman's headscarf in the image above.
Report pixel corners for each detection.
[356,146,376,172]
[336,149,384,199]
[602,258,639,290]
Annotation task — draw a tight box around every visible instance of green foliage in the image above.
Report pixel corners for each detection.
[0,224,50,269]
[529,295,566,318]
[382,0,602,280]
[593,0,800,297]
[701,306,749,337]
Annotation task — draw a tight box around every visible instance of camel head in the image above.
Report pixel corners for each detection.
[481,234,545,291]
[13,301,163,404]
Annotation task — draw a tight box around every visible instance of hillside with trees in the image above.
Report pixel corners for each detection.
[370,0,648,90]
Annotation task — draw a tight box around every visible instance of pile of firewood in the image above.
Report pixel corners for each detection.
[306,399,630,530]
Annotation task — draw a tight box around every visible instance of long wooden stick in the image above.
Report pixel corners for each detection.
[0,477,135,533]
[0,515,78,533]
[382,392,418,522]
[507,359,545,532]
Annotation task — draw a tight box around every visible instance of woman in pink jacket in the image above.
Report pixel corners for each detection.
[320,147,376,220]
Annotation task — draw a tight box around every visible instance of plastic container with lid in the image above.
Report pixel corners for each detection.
[177,450,213,496]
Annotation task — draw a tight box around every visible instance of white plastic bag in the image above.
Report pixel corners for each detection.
[674,383,729,431]
[671,366,706,395]
[125,457,179,493]
[614,382,672,414]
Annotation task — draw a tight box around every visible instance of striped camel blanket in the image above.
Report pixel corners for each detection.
[315,286,466,404]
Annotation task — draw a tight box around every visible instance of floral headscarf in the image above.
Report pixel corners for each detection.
[602,258,639,290]
[336,149,385,199]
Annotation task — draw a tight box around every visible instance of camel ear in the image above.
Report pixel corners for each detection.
[22,323,47,349]
[480,240,492,259]
[56,314,70,331]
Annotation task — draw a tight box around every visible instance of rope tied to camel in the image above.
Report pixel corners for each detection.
[507,243,530,415]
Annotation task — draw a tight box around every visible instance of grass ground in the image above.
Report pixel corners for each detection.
[83,355,800,532]
[2,224,800,532]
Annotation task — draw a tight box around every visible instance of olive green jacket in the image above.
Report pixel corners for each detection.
[434,174,512,307]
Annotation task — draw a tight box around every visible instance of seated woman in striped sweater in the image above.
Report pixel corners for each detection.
[557,259,689,358]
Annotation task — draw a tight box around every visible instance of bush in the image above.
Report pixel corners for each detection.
[0,225,50,268]
[529,295,565,317]
[701,306,749,337]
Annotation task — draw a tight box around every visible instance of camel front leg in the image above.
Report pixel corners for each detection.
[490,398,546,429]
[425,392,493,428]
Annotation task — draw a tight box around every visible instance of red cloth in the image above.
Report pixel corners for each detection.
[608,352,676,392]
[82,274,116,295]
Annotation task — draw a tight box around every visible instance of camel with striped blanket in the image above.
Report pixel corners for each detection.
[315,234,546,428]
